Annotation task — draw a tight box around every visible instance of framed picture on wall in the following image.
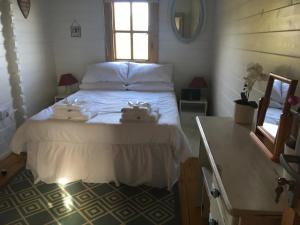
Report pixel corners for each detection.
[17,0,30,19]
[70,20,82,38]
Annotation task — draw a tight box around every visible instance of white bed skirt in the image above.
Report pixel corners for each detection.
[27,142,179,190]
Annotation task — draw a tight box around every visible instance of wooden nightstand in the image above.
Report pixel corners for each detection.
[54,94,68,103]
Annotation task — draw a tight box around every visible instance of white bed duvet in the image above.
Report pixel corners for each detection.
[11,90,191,189]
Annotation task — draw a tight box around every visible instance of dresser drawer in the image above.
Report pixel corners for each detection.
[202,167,238,225]
[210,196,225,225]
[212,175,239,225]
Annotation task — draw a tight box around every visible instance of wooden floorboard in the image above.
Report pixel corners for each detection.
[179,157,208,225]
[0,153,26,187]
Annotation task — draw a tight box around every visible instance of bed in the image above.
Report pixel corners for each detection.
[10,62,192,190]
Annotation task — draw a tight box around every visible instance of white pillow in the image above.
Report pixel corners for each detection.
[127,82,174,92]
[82,62,128,83]
[128,62,173,84]
[79,82,126,90]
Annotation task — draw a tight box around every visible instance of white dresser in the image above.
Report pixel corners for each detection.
[197,117,289,225]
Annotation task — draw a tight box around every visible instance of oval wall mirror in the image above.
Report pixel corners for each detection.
[171,0,206,43]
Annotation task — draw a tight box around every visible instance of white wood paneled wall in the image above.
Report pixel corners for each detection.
[49,0,215,94]
[212,0,300,116]
[9,0,56,117]
[0,9,16,159]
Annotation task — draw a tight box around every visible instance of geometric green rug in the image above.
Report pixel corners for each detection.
[0,169,180,225]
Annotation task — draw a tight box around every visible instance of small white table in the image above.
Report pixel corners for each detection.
[54,94,69,102]
[179,99,208,116]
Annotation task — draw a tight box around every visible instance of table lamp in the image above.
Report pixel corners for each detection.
[58,74,78,94]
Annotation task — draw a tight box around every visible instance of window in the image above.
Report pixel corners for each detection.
[104,0,159,62]
[114,2,149,60]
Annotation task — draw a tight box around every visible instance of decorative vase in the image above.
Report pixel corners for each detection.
[234,103,255,125]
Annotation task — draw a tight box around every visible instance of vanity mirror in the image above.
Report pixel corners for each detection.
[171,0,205,42]
[251,73,298,162]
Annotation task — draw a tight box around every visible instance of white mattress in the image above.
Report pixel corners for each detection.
[11,90,191,189]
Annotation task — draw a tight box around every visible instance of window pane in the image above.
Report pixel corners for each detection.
[133,33,148,60]
[114,2,130,31]
[115,32,131,59]
[132,3,148,31]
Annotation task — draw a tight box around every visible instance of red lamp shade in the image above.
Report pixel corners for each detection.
[58,74,78,86]
[189,77,208,89]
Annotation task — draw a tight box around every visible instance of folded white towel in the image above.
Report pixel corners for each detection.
[52,111,97,121]
[121,106,150,114]
[120,110,160,123]
[53,104,82,111]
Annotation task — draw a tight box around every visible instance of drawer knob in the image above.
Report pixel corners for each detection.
[210,188,221,198]
[209,218,218,225]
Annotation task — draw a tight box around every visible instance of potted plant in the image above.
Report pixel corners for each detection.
[234,63,267,124]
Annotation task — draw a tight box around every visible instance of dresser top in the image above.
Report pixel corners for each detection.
[197,116,288,216]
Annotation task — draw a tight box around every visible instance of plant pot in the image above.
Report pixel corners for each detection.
[234,103,255,125]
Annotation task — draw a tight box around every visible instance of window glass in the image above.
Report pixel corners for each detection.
[115,32,131,59]
[132,2,149,31]
[113,1,150,61]
[133,33,148,60]
[114,2,130,31]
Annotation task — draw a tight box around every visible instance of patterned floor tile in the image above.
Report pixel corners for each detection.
[21,169,34,182]
[18,198,47,217]
[147,188,171,199]
[44,189,69,204]
[138,185,152,191]
[9,180,32,193]
[48,200,76,219]
[144,205,174,225]
[118,185,143,197]
[0,208,22,224]
[25,210,54,225]
[64,181,86,195]
[9,172,27,184]
[161,194,176,210]
[14,188,40,203]
[58,212,86,225]
[36,182,59,194]
[91,184,114,197]
[8,219,28,225]
[91,214,120,225]
[81,200,107,220]
[83,182,100,188]
[0,197,15,212]
[131,192,156,210]
[100,191,127,210]
[126,215,154,225]
[163,218,180,225]
[112,203,139,222]
[2,169,179,225]
[0,186,12,199]
[73,190,98,208]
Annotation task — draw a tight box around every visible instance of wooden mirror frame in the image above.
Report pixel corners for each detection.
[171,0,206,43]
[250,73,298,162]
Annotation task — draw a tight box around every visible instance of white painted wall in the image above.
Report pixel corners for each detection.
[10,0,56,117]
[50,0,214,94]
[0,10,16,159]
